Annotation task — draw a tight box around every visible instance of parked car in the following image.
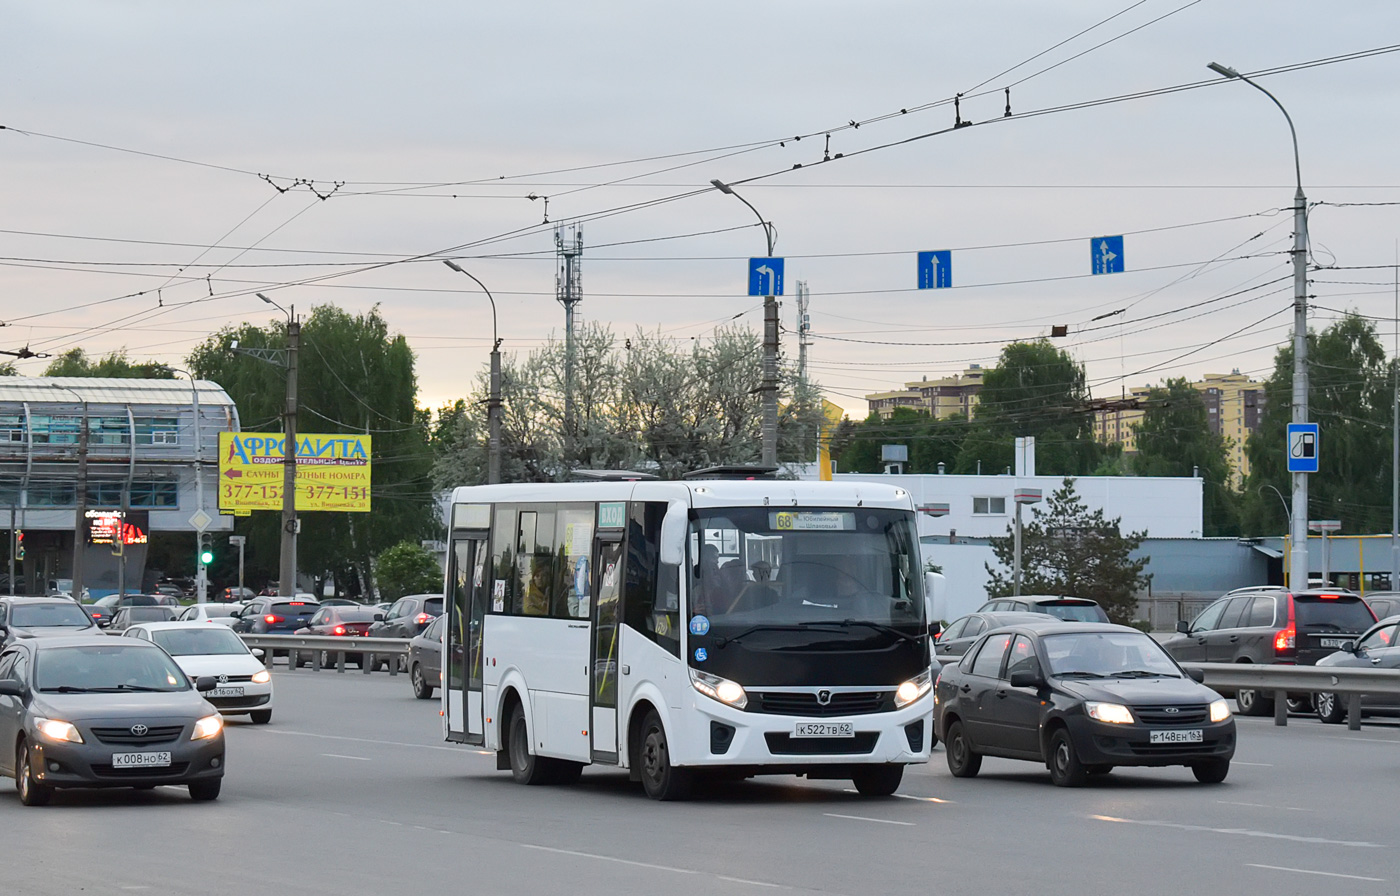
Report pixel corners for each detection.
[155,583,188,603]
[175,603,246,626]
[0,635,224,804]
[934,612,1048,662]
[408,615,445,699]
[215,587,256,602]
[975,596,1110,623]
[123,622,274,724]
[935,620,1236,786]
[1311,614,1400,723]
[81,601,113,628]
[230,597,320,635]
[293,605,382,669]
[1161,586,1378,716]
[0,597,100,645]
[1363,592,1400,621]
[106,606,178,633]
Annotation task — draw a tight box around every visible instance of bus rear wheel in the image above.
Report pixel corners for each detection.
[851,764,904,796]
[636,710,693,801]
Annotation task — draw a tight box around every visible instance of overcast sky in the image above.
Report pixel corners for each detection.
[3,1,1398,422]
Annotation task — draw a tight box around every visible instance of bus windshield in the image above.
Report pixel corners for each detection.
[687,506,924,631]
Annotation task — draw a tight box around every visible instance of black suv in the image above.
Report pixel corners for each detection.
[1162,586,1378,715]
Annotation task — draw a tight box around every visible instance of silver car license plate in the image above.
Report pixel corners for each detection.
[794,722,854,738]
[112,751,172,768]
[208,687,245,698]
[1149,729,1202,744]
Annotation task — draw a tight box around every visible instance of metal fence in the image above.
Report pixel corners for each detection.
[236,633,410,676]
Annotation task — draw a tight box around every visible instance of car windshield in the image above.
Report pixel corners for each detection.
[35,644,188,692]
[687,506,924,632]
[11,603,92,628]
[1042,631,1181,678]
[150,627,248,656]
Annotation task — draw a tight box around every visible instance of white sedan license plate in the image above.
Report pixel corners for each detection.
[1149,729,1202,745]
[112,751,172,769]
[794,722,854,738]
[208,687,245,698]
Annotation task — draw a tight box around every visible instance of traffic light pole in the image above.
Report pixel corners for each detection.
[279,315,300,598]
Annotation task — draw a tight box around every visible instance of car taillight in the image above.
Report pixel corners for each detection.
[333,625,346,635]
[265,614,283,624]
[415,613,432,625]
[1274,625,1295,652]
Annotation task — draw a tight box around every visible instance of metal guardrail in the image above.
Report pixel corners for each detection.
[237,633,410,676]
[1183,662,1400,731]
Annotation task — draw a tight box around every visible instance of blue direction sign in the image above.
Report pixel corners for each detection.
[917,250,952,289]
[1091,235,1125,275]
[1287,423,1319,473]
[748,257,784,296]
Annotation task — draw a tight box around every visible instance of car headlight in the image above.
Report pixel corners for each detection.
[1209,699,1231,723]
[1085,702,1135,724]
[894,668,933,708]
[191,714,224,741]
[690,669,747,709]
[251,669,272,684]
[36,718,83,744]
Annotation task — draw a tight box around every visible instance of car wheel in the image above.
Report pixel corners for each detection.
[1314,692,1346,724]
[1192,759,1230,784]
[851,764,904,796]
[1047,729,1087,787]
[507,706,549,785]
[1086,764,1114,776]
[1286,696,1309,715]
[1235,687,1274,717]
[188,779,222,801]
[944,720,981,778]
[411,663,434,700]
[637,710,693,800]
[250,710,272,725]
[16,742,52,807]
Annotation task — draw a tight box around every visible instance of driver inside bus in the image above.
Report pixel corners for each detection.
[692,543,722,615]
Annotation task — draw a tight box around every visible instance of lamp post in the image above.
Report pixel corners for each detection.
[1012,488,1043,597]
[256,293,299,598]
[169,368,208,602]
[48,384,89,602]
[442,260,503,485]
[711,178,778,468]
[1209,61,1310,593]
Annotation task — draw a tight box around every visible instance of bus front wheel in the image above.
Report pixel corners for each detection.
[851,764,904,796]
[636,710,693,801]
[507,706,549,785]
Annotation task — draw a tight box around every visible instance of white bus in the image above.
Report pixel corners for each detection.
[441,473,935,799]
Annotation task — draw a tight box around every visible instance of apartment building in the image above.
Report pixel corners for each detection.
[865,365,984,419]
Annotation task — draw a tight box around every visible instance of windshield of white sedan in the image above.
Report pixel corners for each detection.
[687,506,923,629]
[36,645,187,692]
[11,603,92,627]
[151,627,248,656]
[1042,631,1181,678]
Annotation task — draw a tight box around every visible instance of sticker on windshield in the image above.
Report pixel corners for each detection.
[694,647,708,662]
[492,579,506,613]
[689,615,710,636]
[771,511,855,531]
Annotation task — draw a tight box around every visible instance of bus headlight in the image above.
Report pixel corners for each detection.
[690,669,748,709]
[894,668,933,708]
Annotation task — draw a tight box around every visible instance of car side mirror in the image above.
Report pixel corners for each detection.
[1175,620,1191,634]
[1344,640,1360,654]
[928,620,942,638]
[1008,669,1044,689]
[195,676,217,692]
[251,648,265,659]
[1185,667,1205,683]
[0,680,24,698]
[374,613,385,622]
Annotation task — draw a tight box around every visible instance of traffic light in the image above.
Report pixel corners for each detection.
[14,530,22,561]
[198,532,214,566]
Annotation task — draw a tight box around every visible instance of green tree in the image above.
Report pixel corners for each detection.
[954,340,1101,476]
[1242,313,1393,535]
[43,348,174,378]
[375,541,444,600]
[831,408,966,474]
[985,478,1149,624]
[1132,378,1239,536]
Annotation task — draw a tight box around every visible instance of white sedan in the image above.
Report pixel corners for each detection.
[123,622,274,724]
[175,602,247,626]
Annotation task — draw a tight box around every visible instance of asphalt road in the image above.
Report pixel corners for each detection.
[4,669,1397,896]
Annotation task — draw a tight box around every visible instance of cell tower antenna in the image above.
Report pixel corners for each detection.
[555,223,584,453]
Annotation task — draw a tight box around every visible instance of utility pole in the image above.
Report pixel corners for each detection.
[281,313,300,597]
[71,401,89,602]
[795,281,811,385]
[229,535,246,598]
[555,224,583,458]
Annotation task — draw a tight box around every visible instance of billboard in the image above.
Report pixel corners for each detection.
[85,509,149,546]
[218,433,372,513]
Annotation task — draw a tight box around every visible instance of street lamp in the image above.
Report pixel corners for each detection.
[170,367,208,603]
[256,292,300,598]
[1208,61,1310,593]
[711,178,778,468]
[1012,488,1043,596]
[49,383,89,602]
[441,260,503,485]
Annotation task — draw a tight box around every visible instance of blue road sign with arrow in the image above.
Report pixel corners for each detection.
[917,250,952,289]
[1287,422,1319,473]
[748,257,784,296]
[1091,235,1125,275]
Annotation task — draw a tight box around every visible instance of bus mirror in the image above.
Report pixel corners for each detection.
[659,501,687,566]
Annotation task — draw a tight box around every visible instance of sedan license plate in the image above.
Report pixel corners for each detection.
[794,722,854,738]
[112,751,172,769]
[1149,729,1202,745]
[207,687,245,698]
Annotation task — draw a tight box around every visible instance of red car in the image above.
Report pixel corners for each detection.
[293,605,383,669]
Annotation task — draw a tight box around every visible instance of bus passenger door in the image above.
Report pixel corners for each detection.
[446,534,489,745]
[590,537,624,762]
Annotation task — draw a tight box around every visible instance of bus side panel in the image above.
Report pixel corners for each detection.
[491,615,591,763]
[618,627,687,769]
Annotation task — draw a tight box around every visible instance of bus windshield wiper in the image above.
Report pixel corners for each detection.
[827,620,921,643]
[713,625,812,648]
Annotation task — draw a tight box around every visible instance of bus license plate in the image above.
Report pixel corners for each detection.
[1149,729,1202,745]
[208,687,245,698]
[112,751,172,769]
[794,722,854,738]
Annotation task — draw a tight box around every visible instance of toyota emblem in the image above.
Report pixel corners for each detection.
[816,689,832,706]
[130,724,149,736]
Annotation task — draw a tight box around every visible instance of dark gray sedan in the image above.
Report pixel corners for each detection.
[934,611,1047,662]
[408,614,445,700]
[0,635,225,805]
[1313,614,1400,722]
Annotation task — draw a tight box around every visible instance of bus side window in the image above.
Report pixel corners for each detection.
[623,502,679,658]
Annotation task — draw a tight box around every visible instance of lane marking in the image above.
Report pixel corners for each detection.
[841,788,951,803]
[717,876,788,889]
[262,728,463,753]
[521,843,698,875]
[320,753,371,761]
[823,813,915,826]
[1231,761,1274,767]
[1246,864,1384,882]
[1218,800,1311,812]
[1091,815,1383,848]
